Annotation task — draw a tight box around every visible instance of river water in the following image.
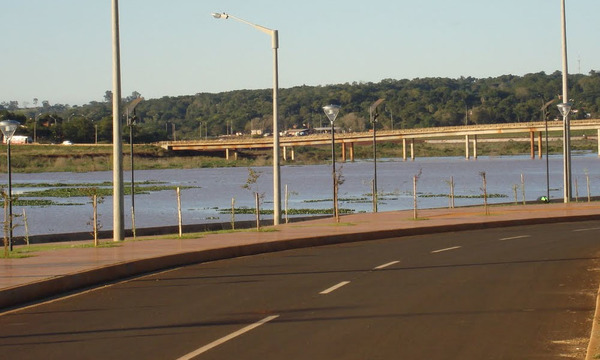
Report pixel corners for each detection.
[7,152,600,236]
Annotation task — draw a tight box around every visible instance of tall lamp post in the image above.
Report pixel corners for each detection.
[125,97,143,238]
[558,102,572,202]
[323,105,341,221]
[370,99,385,213]
[559,0,572,203]
[541,98,556,202]
[111,0,124,241]
[212,12,281,226]
[0,120,20,251]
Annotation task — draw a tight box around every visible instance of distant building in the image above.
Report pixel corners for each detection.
[3,135,32,144]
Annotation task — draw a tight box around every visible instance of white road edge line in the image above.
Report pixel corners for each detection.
[573,227,600,232]
[431,246,462,254]
[176,315,279,360]
[374,261,400,270]
[499,235,532,241]
[1,267,184,317]
[320,281,351,295]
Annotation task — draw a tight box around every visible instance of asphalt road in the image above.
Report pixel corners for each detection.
[1,221,600,359]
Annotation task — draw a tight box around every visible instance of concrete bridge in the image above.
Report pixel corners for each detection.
[160,119,600,161]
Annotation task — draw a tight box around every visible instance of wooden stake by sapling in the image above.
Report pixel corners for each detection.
[412,169,422,220]
[445,176,455,209]
[22,209,29,246]
[413,175,418,220]
[231,197,235,230]
[241,168,264,230]
[131,206,136,240]
[521,173,526,205]
[285,184,289,224]
[255,192,260,230]
[93,195,98,247]
[176,187,182,237]
[84,187,104,247]
[586,170,591,202]
[480,172,489,215]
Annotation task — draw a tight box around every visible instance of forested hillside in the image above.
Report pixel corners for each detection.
[2,71,600,144]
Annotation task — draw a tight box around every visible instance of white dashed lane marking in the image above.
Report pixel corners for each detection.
[176,315,279,360]
[431,246,461,254]
[499,235,531,241]
[373,261,400,270]
[320,281,351,295]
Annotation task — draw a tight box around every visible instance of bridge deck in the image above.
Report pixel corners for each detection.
[160,119,600,152]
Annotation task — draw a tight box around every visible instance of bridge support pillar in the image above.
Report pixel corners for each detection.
[465,135,470,159]
[225,149,238,161]
[410,139,415,161]
[341,142,347,162]
[402,139,407,161]
[283,146,294,161]
[598,129,600,158]
[530,131,535,159]
[473,135,478,159]
[349,142,355,162]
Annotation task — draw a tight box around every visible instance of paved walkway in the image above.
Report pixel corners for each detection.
[2,202,600,357]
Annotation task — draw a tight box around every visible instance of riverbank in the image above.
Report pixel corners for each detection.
[1,133,598,173]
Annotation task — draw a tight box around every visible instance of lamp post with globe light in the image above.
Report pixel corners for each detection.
[323,105,341,221]
[370,99,385,213]
[558,0,572,203]
[558,102,572,202]
[0,120,20,251]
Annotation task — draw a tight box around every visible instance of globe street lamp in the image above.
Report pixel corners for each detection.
[323,105,341,221]
[541,98,556,202]
[559,0,571,204]
[370,99,385,213]
[212,12,281,226]
[125,97,143,238]
[0,120,20,251]
[558,102,572,202]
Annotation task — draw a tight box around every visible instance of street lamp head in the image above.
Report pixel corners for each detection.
[212,12,229,19]
[557,102,572,117]
[323,105,341,123]
[0,120,20,141]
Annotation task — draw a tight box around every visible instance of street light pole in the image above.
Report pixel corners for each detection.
[541,98,556,202]
[212,12,281,225]
[370,99,385,213]
[125,97,143,239]
[34,113,42,143]
[111,0,124,241]
[323,105,341,221]
[0,120,19,251]
[559,0,572,203]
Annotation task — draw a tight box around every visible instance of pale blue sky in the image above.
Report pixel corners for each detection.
[1,0,598,106]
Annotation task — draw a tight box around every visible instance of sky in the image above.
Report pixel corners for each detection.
[1,0,599,107]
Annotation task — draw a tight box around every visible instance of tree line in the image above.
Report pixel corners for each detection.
[2,70,599,144]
